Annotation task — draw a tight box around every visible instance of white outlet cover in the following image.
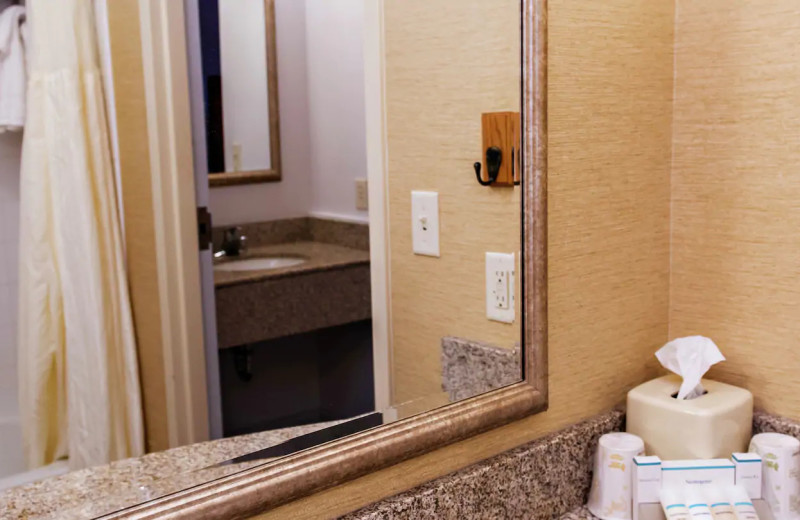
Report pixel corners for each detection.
[486,252,516,323]
[411,191,440,257]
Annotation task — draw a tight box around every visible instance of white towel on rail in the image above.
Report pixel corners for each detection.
[0,5,27,133]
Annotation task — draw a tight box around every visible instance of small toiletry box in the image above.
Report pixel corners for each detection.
[626,375,753,460]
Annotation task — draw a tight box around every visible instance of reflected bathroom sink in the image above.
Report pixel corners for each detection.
[214,256,307,273]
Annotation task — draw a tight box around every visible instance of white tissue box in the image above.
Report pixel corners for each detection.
[626,375,753,460]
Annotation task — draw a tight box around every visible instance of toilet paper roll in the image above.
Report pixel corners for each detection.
[587,433,645,520]
[750,433,800,520]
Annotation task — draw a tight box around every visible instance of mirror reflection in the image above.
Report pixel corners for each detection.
[0,0,523,515]
[197,0,281,183]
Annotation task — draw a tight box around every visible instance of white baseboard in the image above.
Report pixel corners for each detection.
[309,211,370,225]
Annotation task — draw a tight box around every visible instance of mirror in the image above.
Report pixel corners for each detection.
[0,0,546,517]
[201,0,523,436]
[198,0,282,186]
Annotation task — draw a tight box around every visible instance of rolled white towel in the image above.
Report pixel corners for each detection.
[0,4,27,133]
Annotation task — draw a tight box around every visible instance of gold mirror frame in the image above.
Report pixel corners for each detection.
[207,0,282,188]
[103,0,546,517]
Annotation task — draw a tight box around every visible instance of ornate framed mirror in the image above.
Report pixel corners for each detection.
[97,0,547,517]
[203,0,283,187]
[0,0,546,517]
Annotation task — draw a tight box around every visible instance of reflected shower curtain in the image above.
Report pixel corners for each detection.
[18,0,144,470]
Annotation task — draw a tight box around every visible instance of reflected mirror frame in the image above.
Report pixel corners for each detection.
[207,0,283,188]
[103,0,547,517]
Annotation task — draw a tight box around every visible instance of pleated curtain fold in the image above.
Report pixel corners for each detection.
[17,0,144,470]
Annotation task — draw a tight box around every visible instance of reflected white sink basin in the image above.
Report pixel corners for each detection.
[214,256,306,273]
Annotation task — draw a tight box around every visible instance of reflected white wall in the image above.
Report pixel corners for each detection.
[0,133,23,478]
[209,0,369,226]
[210,0,313,226]
[305,0,369,224]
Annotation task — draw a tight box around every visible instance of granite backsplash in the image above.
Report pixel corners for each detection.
[212,217,369,252]
[441,337,522,402]
[341,409,800,519]
[342,410,626,520]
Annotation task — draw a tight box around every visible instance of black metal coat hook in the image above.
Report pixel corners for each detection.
[474,146,503,186]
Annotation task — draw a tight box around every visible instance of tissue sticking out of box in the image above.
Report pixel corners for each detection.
[655,336,725,400]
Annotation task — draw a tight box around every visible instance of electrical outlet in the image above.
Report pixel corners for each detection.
[494,270,510,310]
[355,179,369,211]
[486,252,515,323]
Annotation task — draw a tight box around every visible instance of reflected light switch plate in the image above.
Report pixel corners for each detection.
[411,191,440,257]
[355,179,369,211]
[233,143,242,172]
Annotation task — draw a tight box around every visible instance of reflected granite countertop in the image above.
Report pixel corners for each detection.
[213,241,370,289]
[213,240,372,347]
[0,419,350,520]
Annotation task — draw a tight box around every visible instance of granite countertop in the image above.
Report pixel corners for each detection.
[213,241,370,289]
[344,409,800,520]
[342,410,626,520]
[0,419,350,520]
[9,408,794,519]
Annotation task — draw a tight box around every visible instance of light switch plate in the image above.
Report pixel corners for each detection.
[355,179,369,211]
[486,252,515,323]
[411,191,440,257]
[232,143,243,172]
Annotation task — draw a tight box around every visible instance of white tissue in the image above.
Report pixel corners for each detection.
[655,336,725,400]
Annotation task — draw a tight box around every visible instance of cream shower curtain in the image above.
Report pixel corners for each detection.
[18,0,144,470]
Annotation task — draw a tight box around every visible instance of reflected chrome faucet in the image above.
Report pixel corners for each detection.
[214,227,248,259]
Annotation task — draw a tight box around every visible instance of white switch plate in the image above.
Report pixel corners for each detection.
[411,191,440,257]
[232,143,242,172]
[486,252,515,323]
[355,179,369,211]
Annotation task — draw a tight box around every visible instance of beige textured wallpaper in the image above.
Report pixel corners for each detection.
[108,0,169,453]
[257,0,676,516]
[670,1,800,418]
[384,0,523,405]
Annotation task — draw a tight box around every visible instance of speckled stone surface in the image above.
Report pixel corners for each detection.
[340,411,800,520]
[213,241,370,289]
[441,337,522,402]
[753,410,800,438]
[215,255,371,348]
[0,419,349,520]
[212,219,372,348]
[310,218,370,251]
[212,217,310,250]
[341,409,625,520]
[212,217,369,252]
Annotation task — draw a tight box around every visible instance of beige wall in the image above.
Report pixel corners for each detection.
[385,0,523,405]
[670,0,800,419]
[107,0,170,453]
[257,0,675,517]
